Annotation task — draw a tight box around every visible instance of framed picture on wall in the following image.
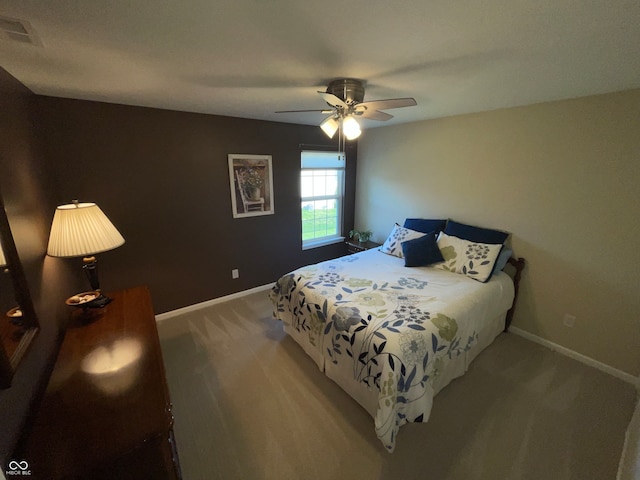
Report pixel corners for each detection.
[228,154,274,218]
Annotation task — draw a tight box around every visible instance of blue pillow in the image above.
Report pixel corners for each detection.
[492,247,513,273]
[403,218,447,234]
[444,220,509,245]
[401,232,444,267]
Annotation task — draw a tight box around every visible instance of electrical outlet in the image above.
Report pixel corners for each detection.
[563,313,576,328]
[231,269,239,279]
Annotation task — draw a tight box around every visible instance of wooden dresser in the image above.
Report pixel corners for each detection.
[18,286,181,479]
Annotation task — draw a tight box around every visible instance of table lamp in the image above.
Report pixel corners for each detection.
[47,200,125,307]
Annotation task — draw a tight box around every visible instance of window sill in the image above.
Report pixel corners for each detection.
[302,236,345,251]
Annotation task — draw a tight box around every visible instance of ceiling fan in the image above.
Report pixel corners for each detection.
[276,78,417,140]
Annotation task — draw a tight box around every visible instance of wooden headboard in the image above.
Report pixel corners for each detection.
[504,257,526,332]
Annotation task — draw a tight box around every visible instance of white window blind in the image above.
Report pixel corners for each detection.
[301,151,346,249]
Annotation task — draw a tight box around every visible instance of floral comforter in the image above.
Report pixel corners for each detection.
[270,248,514,452]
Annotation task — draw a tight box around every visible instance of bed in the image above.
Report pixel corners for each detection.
[270,220,525,452]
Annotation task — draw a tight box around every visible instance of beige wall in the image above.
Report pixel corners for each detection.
[356,89,640,376]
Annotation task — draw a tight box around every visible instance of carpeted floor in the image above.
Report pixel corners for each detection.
[157,289,636,480]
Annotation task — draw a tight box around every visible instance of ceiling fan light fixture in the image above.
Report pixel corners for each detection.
[342,116,361,140]
[320,116,339,138]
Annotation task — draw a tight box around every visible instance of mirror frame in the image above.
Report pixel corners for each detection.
[0,196,39,388]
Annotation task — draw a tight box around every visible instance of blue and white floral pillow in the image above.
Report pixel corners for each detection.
[380,224,425,258]
[435,232,503,282]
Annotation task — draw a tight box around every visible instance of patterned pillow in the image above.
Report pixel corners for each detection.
[435,232,503,282]
[380,224,425,258]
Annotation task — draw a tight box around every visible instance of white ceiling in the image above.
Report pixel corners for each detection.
[0,0,639,129]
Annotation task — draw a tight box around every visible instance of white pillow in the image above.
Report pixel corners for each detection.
[380,224,425,258]
[435,232,503,282]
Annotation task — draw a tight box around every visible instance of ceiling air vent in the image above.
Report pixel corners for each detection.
[0,15,42,46]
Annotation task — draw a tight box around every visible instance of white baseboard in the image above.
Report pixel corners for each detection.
[155,283,274,322]
[509,326,639,387]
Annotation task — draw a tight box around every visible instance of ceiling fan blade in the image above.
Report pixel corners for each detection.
[275,109,331,113]
[358,98,417,111]
[357,109,393,121]
[317,91,348,109]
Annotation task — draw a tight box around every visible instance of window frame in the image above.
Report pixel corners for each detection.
[300,150,346,250]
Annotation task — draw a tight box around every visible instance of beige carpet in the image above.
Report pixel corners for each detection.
[157,290,636,480]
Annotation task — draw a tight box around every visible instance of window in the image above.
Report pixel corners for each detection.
[301,150,346,249]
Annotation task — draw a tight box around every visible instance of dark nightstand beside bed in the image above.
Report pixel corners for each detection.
[345,239,381,254]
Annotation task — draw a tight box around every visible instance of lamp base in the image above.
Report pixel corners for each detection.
[87,294,112,308]
[66,291,112,309]
[83,256,101,291]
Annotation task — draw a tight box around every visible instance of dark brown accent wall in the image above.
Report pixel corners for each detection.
[0,68,76,466]
[34,97,357,314]
[0,68,357,463]
[0,68,357,465]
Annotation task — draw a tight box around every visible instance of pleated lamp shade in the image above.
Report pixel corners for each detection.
[47,202,125,258]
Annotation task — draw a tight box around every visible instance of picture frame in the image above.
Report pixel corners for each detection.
[228,154,274,218]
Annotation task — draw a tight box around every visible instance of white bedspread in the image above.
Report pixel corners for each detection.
[270,248,514,451]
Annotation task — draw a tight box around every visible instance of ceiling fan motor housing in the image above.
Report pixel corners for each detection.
[327,78,365,105]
